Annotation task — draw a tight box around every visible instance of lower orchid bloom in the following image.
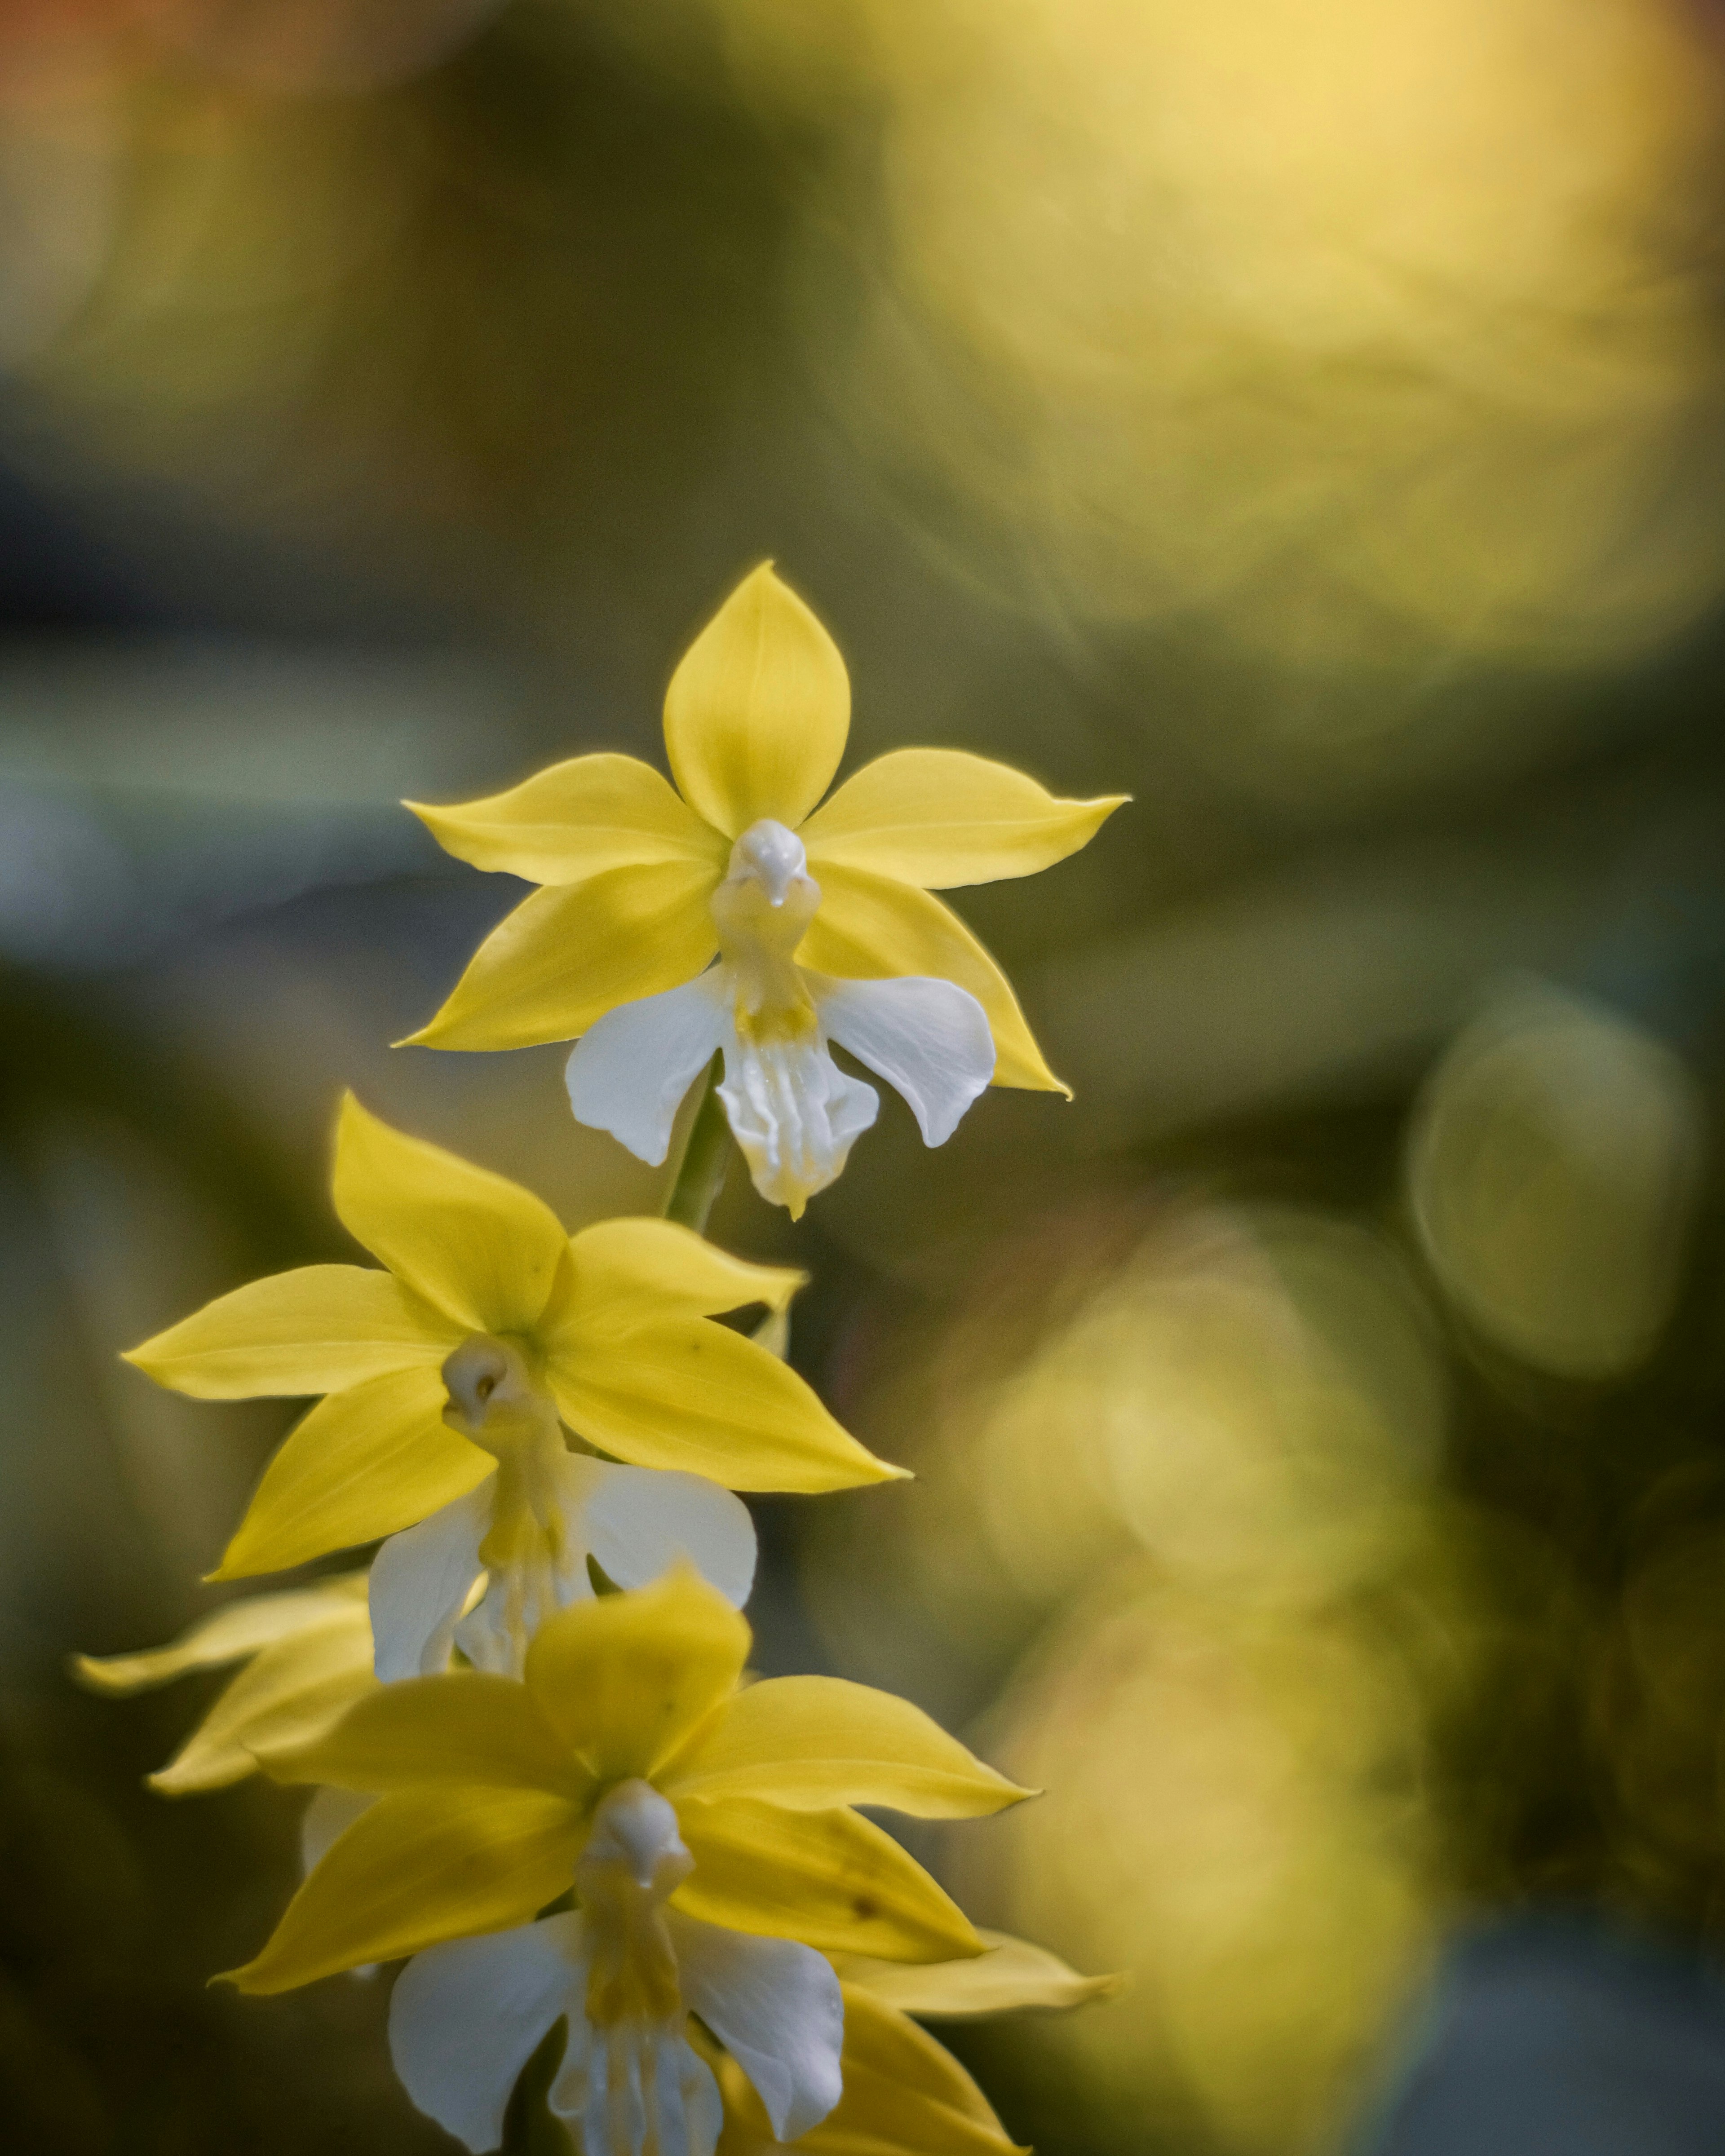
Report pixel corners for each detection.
[226,1572,1031,2156]
[125,1097,902,1682]
[406,564,1126,1216]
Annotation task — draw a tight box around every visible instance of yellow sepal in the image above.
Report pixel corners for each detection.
[70,1572,368,1695]
[123,1264,447,1401]
[265,1671,581,1797]
[332,1095,569,1338]
[672,1798,982,1963]
[833,1929,1125,2018]
[802,748,1128,892]
[548,1315,906,1493]
[400,864,718,1051]
[150,1616,377,1795]
[211,1366,491,1580]
[524,1569,749,1784]
[710,1988,1024,2156]
[224,1786,583,1994]
[408,752,725,885]
[665,1675,1032,1818]
[557,1217,804,1334]
[663,565,850,839]
[798,862,1067,1094]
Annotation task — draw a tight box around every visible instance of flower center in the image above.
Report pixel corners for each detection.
[578,1780,692,2032]
[709,820,821,1046]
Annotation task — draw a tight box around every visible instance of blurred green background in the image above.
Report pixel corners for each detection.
[5,2,1725,2151]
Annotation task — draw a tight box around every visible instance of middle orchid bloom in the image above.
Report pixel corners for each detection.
[125,1097,901,1681]
[405,564,1126,1215]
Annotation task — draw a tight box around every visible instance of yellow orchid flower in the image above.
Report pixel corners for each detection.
[125,1096,902,1679]
[226,1572,1030,2156]
[72,1573,376,1796]
[406,564,1127,1216]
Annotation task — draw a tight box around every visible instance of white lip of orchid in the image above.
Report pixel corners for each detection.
[439,1334,573,1676]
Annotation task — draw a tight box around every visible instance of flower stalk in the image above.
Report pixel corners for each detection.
[662,1056,732,1235]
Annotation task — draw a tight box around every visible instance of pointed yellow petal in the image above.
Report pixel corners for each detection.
[212,1366,492,1580]
[402,866,719,1052]
[124,1266,450,1401]
[70,1572,368,1695]
[149,1614,378,1794]
[332,1095,569,1336]
[549,1318,905,1494]
[225,1786,583,1993]
[802,750,1128,892]
[665,1676,1030,1818]
[834,1988,1024,2151]
[556,1217,804,1337]
[408,753,726,885]
[523,1569,748,1784]
[799,863,1066,1094]
[266,1672,577,1795]
[710,1990,1022,2156]
[673,1798,982,1963]
[831,1930,1125,2018]
[663,564,850,839]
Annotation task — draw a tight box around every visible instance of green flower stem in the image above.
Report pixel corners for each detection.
[502,2021,570,2154]
[663,1055,733,1233]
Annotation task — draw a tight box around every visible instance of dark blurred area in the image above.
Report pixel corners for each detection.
[8,1,1725,2151]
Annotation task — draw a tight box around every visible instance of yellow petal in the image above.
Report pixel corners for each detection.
[408,753,726,885]
[523,1569,748,1784]
[549,1318,905,1494]
[401,866,719,1051]
[332,1095,569,1336]
[70,1572,368,1695]
[793,1988,1021,2155]
[212,1366,491,1581]
[710,1998,1020,2156]
[663,564,850,839]
[667,1677,1031,1818]
[673,1799,981,1962]
[802,749,1128,892]
[555,1217,804,1338]
[798,863,1066,1094]
[123,1266,450,1401]
[831,1930,1125,2018]
[150,1614,378,1795]
[225,1785,583,1993]
[266,1672,577,1796]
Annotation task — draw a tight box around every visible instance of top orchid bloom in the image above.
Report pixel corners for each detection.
[404,565,1127,1215]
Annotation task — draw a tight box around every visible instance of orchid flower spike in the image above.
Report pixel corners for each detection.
[405,563,1127,1216]
[225,1572,1032,2156]
[124,1096,902,1682]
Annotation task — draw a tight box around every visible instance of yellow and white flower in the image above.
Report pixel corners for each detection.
[126,1097,902,1680]
[228,1572,1030,2156]
[406,565,1126,1215]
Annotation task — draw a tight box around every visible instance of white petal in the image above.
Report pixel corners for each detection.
[566,972,729,1166]
[667,1912,844,2142]
[579,1458,757,1608]
[300,1785,376,1875]
[389,1914,581,2154]
[368,1479,493,1682]
[552,2012,722,2156]
[717,1022,878,1217]
[811,972,995,1148]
